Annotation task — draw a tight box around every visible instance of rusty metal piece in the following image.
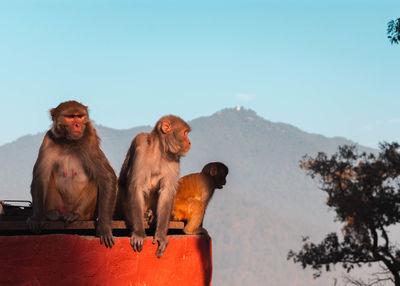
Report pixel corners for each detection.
[0,200,185,231]
[2,200,32,207]
[0,200,33,220]
[0,220,184,231]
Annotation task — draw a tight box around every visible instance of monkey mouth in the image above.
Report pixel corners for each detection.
[69,131,83,140]
[182,146,191,155]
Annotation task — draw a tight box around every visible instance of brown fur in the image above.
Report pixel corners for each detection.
[117,115,191,258]
[172,162,228,235]
[27,101,117,248]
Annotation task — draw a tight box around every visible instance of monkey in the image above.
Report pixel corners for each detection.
[172,162,228,235]
[27,100,117,248]
[117,115,191,258]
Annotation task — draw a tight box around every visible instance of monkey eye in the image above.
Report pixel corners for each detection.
[64,114,84,119]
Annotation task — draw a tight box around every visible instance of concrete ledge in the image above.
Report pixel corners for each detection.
[0,234,212,286]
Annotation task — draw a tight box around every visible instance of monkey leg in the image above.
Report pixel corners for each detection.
[172,198,187,221]
[153,187,175,258]
[183,200,207,235]
[127,187,147,253]
[72,181,98,220]
[44,175,63,221]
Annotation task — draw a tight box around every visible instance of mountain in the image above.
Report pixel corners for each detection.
[0,107,377,285]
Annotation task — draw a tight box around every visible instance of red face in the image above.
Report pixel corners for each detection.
[63,112,87,140]
[179,128,191,156]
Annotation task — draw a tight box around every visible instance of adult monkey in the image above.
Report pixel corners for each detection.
[117,115,191,258]
[172,162,228,235]
[27,100,117,248]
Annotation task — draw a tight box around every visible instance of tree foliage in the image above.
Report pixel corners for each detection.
[288,143,400,285]
[388,18,400,45]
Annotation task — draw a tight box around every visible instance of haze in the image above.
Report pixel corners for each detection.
[1,0,399,148]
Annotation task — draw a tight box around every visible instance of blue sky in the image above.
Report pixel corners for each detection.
[0,0,399,148]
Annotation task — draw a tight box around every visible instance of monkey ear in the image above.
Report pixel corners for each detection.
[50,108,56,121]
[210,166,218,176]
[160,120,172,134]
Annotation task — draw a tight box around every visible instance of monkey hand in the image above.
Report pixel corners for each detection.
[144,209,154,224]
[26,216,44,234]
[97,224,115,248]
[130,231,146,253]
[153,234,169,258]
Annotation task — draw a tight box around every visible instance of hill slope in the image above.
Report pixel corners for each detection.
[0,107,376,285]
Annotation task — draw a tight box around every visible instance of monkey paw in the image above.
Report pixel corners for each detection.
[99,231,115,248]
[96,223,115,248]
[130,232,146,253]
[46,210,61,221]
[62,212,80,224]
[153,234,169,258]
[26,216,43,234]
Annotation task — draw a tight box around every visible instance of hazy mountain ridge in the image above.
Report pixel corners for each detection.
[0,107,378,285]
[185,108,374,222]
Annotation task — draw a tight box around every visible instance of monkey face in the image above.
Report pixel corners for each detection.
[215,176,227,189]
[62,113,87,140]
[51,101,89,141]
[55,112,87,141]
[202,162,229,189]
[213,171,228,189]
[177,128,191,156]
[157,116,191,157]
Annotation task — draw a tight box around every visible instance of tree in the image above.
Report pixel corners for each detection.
[388,18,400,44]
[287,143,400,285]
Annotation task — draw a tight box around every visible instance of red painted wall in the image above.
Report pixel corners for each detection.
[0,235,212,286]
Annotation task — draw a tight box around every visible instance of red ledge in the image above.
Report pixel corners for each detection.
[0,234,212,286]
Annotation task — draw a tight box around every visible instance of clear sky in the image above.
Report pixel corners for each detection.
[0,0,399,148]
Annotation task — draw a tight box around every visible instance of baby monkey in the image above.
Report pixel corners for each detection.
[172,162,228,235]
